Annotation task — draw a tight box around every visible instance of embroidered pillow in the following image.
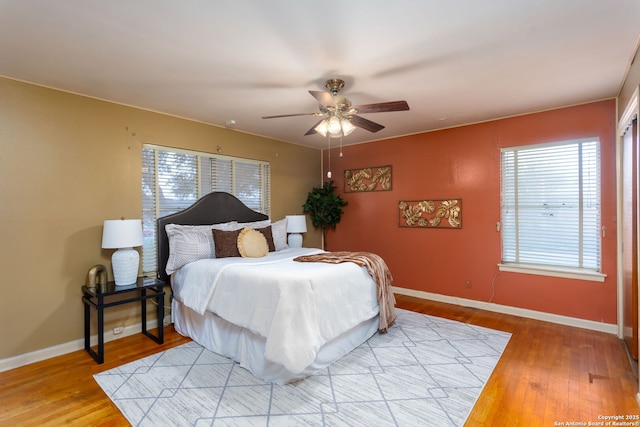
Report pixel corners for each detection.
[237,227,269,258]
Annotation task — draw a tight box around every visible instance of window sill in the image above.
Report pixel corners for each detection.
[497,263,606,282]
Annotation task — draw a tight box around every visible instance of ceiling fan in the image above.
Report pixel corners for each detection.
[261,79,410,137]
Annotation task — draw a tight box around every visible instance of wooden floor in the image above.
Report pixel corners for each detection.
[0,295,638,426]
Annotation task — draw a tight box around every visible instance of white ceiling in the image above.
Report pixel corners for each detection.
[1,1,639,150]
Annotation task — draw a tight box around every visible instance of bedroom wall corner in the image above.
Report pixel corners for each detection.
[0,76,321,363]
[325,100,618,325]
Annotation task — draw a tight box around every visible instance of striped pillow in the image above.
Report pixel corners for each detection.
[165,222,237,275]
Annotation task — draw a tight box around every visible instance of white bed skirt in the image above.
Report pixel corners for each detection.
[172,299,379,384]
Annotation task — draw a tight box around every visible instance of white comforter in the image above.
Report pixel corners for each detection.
[171,248,379,374]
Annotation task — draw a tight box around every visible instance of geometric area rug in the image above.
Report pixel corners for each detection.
[94,309,511,427]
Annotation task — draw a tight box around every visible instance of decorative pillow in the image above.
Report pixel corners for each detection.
[165,222,238,274]
[271,218,289,251]
[237,219,271,230]
[212,228,242,258]
[237,227,269,258]
[254,226,276,252]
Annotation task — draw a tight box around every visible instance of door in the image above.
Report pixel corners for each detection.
[622,117,638,359]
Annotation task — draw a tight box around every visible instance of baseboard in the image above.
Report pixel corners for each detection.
[1,289,617,373]
[0,319,160,373]
[393,286,618,335]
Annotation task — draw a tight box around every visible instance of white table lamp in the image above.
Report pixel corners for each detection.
[102,219,144,286]
[286,215,307,248]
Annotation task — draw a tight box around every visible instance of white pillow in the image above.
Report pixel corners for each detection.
[236,219,271,230]
[165,222,238,274]
[271,218,289,251]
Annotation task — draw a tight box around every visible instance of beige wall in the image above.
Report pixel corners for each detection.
[0,77,321,360]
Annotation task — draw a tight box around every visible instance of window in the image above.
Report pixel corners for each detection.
[500,138,604,281]
[141,144,270,273]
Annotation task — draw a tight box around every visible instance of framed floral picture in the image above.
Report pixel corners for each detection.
[398,199,462,228]
[344,165,392,192]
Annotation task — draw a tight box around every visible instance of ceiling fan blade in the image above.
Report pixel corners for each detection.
[350,115,385,133]
[353,100,409,114]
[309,90,336,107]
[262,112,317,119]
[304,120,324,136]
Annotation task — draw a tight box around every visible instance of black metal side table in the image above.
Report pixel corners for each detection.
[82,276,166,364]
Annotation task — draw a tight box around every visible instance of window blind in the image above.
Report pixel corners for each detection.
[500,138,601,271]
[142,145,270,273]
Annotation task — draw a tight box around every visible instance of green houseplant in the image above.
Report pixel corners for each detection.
[302,180,348,248]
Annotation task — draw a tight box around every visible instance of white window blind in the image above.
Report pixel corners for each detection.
[142,145,270,273]
[500,138,601,272]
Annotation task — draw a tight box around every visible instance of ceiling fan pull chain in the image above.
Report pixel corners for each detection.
[327,135,332,179]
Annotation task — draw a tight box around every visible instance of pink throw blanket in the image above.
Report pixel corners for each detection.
[293,251,396,333]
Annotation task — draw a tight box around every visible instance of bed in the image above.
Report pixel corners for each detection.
[157,192,395,384]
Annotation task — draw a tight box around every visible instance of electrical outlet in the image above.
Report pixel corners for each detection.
[113,326,124,335]
[465,280,472,289]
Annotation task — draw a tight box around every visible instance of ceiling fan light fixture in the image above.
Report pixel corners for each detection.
[315,115,356,138]
[328,116,342,137]
[314,120,329,137]
[341,118,356,136]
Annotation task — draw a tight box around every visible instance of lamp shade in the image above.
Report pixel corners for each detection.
[102,219,144,249]
[341,118,356,136]
[314,119,329,137]
[285,215,307,233]
[101,219,144,286]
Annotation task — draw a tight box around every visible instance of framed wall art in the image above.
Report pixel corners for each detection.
[398,199,462,228]
[344,165,392,193]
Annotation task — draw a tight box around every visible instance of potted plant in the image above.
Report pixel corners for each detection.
[302,180,348,248]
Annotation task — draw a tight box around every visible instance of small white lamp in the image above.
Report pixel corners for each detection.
[286,215,307,248]
[101,219,144,286]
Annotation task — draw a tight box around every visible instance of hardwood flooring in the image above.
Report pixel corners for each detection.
[0,295,637,426]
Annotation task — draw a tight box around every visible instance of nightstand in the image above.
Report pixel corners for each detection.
[82,276,166,364]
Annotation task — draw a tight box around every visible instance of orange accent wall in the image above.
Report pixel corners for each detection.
[324,100,617,324]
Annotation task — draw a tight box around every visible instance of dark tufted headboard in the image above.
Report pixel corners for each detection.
[156,192,269,283]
